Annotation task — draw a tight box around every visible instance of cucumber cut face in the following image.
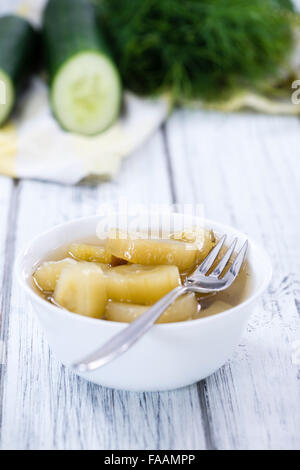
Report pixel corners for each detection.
[0,69,14,126]
[51,52,121,136]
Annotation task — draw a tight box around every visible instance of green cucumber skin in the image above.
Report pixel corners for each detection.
[43,0,113,82]
[0,15,36,93]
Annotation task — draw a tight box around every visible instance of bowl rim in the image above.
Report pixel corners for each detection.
[15,214,272,329]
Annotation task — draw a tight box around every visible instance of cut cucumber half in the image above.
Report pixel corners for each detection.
[51,52,121,135]
[0,69,14,126]
[0,14,36,127]
[43,0,122,136]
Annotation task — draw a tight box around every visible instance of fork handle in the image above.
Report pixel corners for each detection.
[72,285,189,373]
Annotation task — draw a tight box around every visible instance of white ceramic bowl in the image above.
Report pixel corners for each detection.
[15,213,272,392]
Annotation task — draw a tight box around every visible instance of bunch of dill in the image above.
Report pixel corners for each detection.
[96,0,296,102]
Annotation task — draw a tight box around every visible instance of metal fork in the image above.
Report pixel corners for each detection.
[72,236,248,373]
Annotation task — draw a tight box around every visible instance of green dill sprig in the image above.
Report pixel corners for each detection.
[96,0,296,103]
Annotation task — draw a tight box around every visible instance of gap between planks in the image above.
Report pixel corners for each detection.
[0,179,21,433]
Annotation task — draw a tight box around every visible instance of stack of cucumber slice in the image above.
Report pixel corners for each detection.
[0,0,122,136]
[0,15,36,126]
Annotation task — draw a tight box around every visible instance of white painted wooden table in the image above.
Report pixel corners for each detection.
[0,109,299,450]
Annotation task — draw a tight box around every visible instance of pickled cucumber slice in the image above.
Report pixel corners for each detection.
[105,264,181,305]
[68,243,112,264]
[106,231,199,272]
[33,258,77,292]
[170,228,216,262]
[68,242,126,266]
[68,242,113,264]
[53,262,107,318]
[105,292,199,323]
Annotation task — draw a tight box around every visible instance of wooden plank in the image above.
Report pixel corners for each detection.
[0,131,207,450]
[165,109,300,450]
[0,177,14,426]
